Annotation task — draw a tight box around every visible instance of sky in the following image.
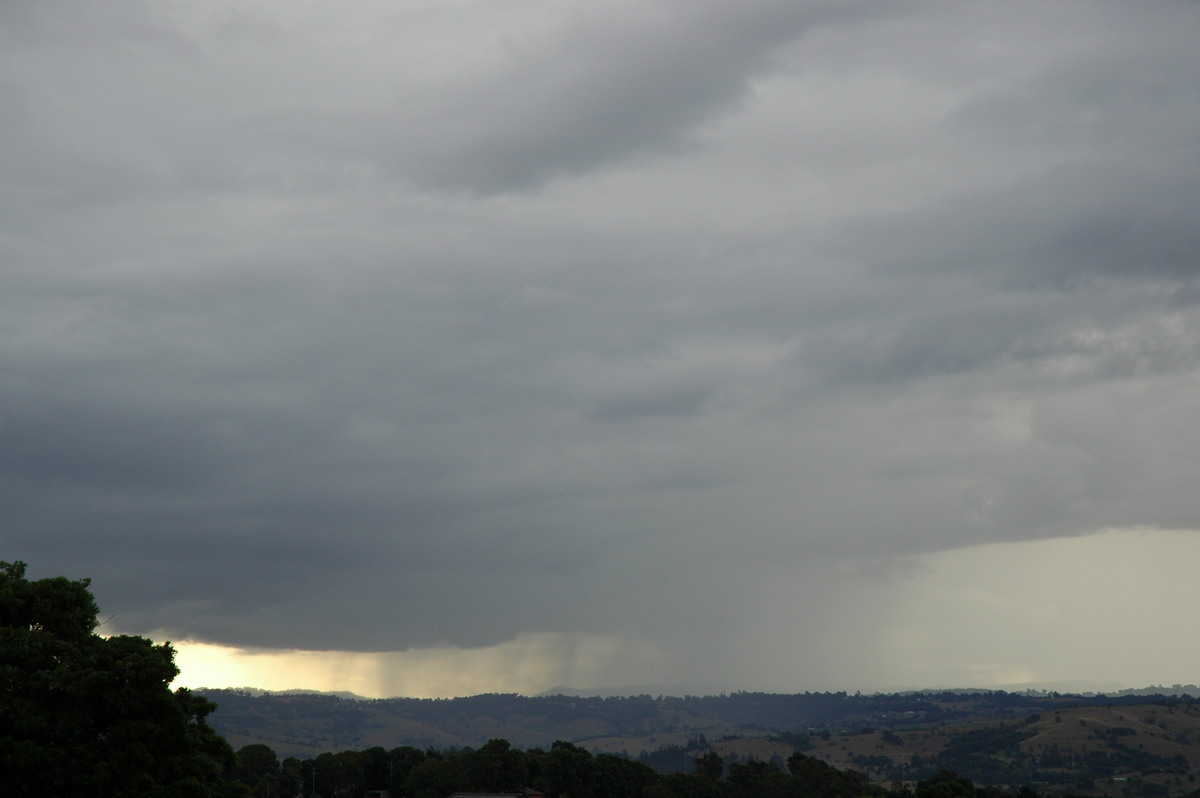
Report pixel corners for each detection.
[4,0,1200,699]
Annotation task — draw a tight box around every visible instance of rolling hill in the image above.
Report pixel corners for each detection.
[198,689,1200,794]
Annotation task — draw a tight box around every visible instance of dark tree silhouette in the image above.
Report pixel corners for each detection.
[0,561,239,796]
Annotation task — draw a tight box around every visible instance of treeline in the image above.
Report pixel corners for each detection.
[228,737,1039,798]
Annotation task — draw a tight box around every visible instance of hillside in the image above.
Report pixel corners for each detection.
[200,689,1200,794]
[200,689,1074,755]
[745,703,1200,796]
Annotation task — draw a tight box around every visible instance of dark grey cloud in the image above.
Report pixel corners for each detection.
[806,1,1200,390]
[379,0,887,192]
[835,163,1200,289]
[4,0,1200,681]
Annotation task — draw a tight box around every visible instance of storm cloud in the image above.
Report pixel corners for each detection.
[4,0,1200,692]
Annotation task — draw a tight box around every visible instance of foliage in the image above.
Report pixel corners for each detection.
[0,560,239,796]
[221,736,882,798]
[937,725,1034,762]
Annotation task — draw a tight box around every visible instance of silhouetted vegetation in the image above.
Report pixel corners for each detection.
[0,560,239,795]
[219,737,893,798]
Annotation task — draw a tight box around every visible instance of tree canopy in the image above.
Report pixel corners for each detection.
[0,560,239,796]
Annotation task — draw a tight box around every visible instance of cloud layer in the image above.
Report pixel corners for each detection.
[5,0,1200,691]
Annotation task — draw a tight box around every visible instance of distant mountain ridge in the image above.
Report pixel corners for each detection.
[204,683,1200,702]
[198,686,371,700]
[534,683,1197,700]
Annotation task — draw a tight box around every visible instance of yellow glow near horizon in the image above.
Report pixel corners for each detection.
[172,632,670,699]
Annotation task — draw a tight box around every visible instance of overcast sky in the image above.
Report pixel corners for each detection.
[5,0,1200,699]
